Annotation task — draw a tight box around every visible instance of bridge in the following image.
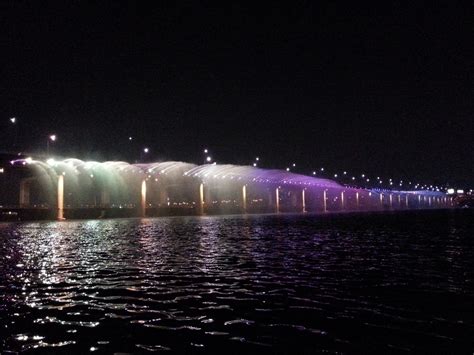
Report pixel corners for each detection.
[1,158,452,221]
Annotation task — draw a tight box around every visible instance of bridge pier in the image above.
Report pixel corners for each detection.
[302,189,306,213]
[323,189,327,213]
[198,183,204,215]
[159,187,168,207]
[140,179,147,217]
[57,174,65,220]
[275,187,280,213]
[100,190,110,207]
[19,178,32,208]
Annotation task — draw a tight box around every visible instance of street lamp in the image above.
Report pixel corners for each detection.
[10,117,16,124]
[47,134,57,155]
[139,147,150,163]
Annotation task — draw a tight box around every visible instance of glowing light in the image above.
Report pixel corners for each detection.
[10,117,16,124]
[292,163,296,167]
[128,136,133,141]
[334,174,338,178]
[204,148,208,153]
[49,134,57,142]
[57,175,64,220]
[312,171,316,175]
[256,157,259,161]
[343,171,347,175]
[47,158,56,166]
[286,167,290,171]
[206,156,212,162]
[25,157,33,164]
[253,163,257,167]
[320,167,324,171]
[141,179,147,217]
[456,189,464,194]
[143,148,149,153]
[0,168,4,173]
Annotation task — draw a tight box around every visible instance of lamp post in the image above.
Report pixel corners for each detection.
[9,117,18,149]
[140,147,149,162]
[47,134,56,155]
[203,148,213,164]
[253,157,259,167]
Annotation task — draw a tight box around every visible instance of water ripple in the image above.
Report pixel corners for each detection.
[1,210,473,352]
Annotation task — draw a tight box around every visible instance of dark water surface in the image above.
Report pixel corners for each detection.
[1,210,473,353]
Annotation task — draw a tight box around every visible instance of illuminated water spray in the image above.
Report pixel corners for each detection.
[8,157,449,218]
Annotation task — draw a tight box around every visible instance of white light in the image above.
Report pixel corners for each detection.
[456,189,464,194]
[25,157,33,164]
[204,148,208,153]
[256,157,259,161]
[143,148,149,153]
[366,179,370,182]
[343,171,347,175]
[286,167,290,171]
[0,168,4,173]
[312,171,316,175]
[334,174,338,178]
[47,158,56,166]
[352,177,355,180]
[49,134,57,142]
[292,163,296,167]
[128,136,133,141]
[90,174,94,178]
[320,168,324,171]
[206,156,212,162]
[253,163,257,167]
[10,117,16,124]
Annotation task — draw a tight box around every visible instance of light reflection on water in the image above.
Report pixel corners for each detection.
[1,211,473,353]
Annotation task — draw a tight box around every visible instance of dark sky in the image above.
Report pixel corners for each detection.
[1,2,472,187]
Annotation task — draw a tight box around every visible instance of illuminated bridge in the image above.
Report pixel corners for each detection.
[1,158,452,220]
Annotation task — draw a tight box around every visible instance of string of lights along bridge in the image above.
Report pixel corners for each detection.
[6,156,452,221]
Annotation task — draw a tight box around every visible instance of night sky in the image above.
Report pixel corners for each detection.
[1,2,472,187]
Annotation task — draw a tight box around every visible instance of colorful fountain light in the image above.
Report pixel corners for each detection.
[8,158,451,220]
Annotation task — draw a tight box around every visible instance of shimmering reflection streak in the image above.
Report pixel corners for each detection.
[1,210,474,353]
